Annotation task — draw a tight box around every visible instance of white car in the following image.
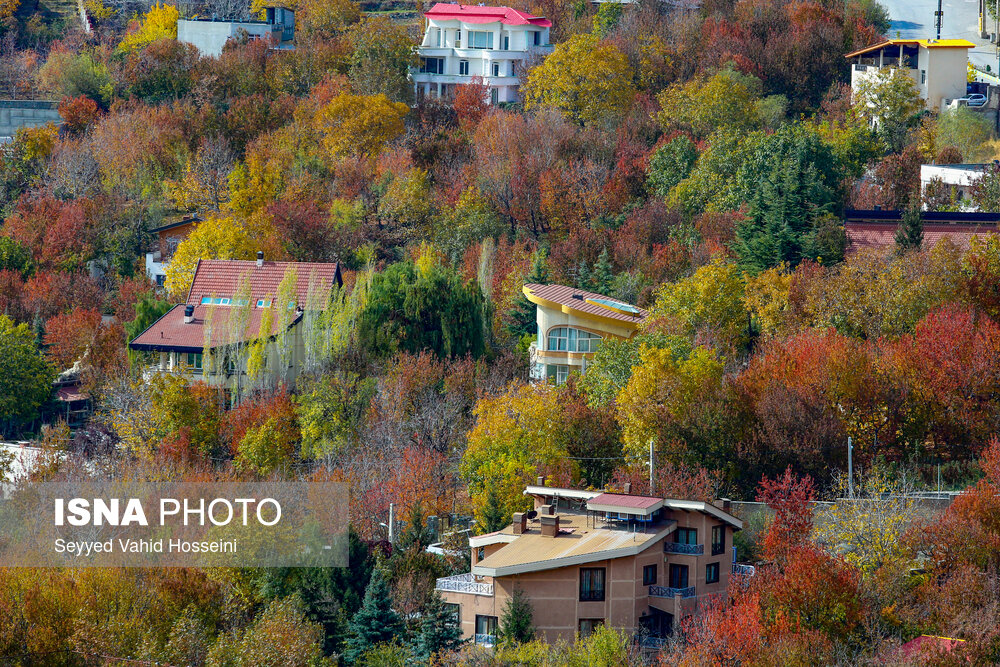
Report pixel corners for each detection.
[961,93,988,107]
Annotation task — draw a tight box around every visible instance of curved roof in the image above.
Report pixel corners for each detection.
[424,3,552,27]
[523,283,647,325]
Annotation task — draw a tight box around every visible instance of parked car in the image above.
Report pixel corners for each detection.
[964,93,988,107]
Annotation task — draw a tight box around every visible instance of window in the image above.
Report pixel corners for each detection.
[256,299,272,308]
[434,28,441,47]
[668,564,689,589]
[459,60,469,76]
[155,274,166,287]
[675,527,697,545]
[502,34,509,50]
[185,352,203,370]
[643,563,657,586]
[580,567,606,601]
[491,61,500,77]
[545,364,570,384]
[706,562,720,584]
[445,603,460,625]
[420,57,445,74]
[476,546,485,562]
[578,618,604,638]
[532,30,541,46]
[467,30,494,49]
[921,69,926,84]
[711,525,725,556]
[455,30,461,47]
[490,87,499,105]
[475,615,497,641]
[546,327,603,353]
[200,296,231,305]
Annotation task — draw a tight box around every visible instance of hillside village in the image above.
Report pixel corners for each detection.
[2,0,1000,663]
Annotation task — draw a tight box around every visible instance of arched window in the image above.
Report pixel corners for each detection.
[547,327,602,353]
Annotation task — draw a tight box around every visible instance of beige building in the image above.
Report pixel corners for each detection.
[437,485,748,647]
[523,284,646,384]
[846,38,975,111]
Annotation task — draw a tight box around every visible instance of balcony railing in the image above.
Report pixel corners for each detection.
[664,542,704,555]
[732,563,756,577]
[649,585,696,599]
[475,633,497,646]
[435,573,494,596]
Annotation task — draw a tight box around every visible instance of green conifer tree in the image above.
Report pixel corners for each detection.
[895,206,924,252]
[498,587,534,644]
[414,591,464,661]
[344,566,404,664]
[591,248,615,296]
[505,249,549,339]
[479,484,508,534]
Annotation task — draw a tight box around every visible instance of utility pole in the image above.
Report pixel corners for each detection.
[847,437,854,499]
[648,438,655,495]
[388,502,395,545]
[935,0,944,40]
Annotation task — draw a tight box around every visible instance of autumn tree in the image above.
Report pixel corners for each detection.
[43,308,102,370]
[522,34,636,126]
[346,17,417,102]
[116,3,179,54]
[971,162,1000,212]
[314,92,409,159]
[453,76,490,128]
[852,66,924,153]
[895,206,923,252]
[657,68,765,141]
[757,467,817,562]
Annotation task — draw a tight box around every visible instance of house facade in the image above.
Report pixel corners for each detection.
[129,255,341,391]
[846,38,974,111]
[145,216,200,287]
[523,283,646,383]
[177,7,295,58]
[920,163,987,209]
[437,484,747,647]
[413,3,553,104]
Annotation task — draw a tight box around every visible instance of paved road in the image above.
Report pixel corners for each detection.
[882,0,998,69]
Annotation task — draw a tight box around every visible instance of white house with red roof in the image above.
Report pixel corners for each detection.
[413,3,553,104]
[129,254,342,391]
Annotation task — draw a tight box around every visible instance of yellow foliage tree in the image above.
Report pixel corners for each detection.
[0,0,18,20]
[744,264,794,338]
[117,3,179,54]
[314,92,408,159]
[164,211,284,298]
[461,383,580,528]
[522,33,636,126]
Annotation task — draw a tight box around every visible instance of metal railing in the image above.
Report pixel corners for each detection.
[649,585,696,599]
[732,563,756,577]
[664,542,704,555]
[475,633,497,646]
[435,573,494,596]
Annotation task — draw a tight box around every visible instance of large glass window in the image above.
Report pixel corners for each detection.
[546,327,602,353]
[711,525,725,556]
[706,562,720,584]
[643,564,657,586]
[459,60,469,76]
[675,528,697,545]
[669,564,689,589]
[468,30,494,49]
[475,615,497,641]
[185,352,203,370]
[420,57,445,74]
[579,567,606,601]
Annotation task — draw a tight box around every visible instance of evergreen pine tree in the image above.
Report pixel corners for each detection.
[344,566,404,664]
[414,591,464,661]
[480,484,508,534]
[498,588,534,644]
[895,206,924,252]
[505,249,549,339]
[575,259,592,290]
[590,248,615,296]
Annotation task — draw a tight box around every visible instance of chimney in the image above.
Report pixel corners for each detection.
[540,504,553,516]
[184,304,195,324]
[623,482,632,495]
[540,514,560,537]
[536,476,544,486]
[512,512,527,535]
[256,251,264,268]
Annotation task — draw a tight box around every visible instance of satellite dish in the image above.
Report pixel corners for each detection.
[525,510,538,520]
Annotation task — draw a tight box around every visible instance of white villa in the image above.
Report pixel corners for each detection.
[413,3,553,104]
[845,38,974,111]
[920,163,988,210]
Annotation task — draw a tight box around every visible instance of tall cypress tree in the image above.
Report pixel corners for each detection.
[498,588,534,644]
[344,566,404,664]
[480,485,508,534]
[895,206,924,252]
[414,591,464,661]
[505,249,550,339]
[590,248,615,296]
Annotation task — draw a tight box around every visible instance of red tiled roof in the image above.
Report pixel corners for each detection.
[186,259,342,305]
[424,2,552,27]
[847,221,998,252]
[524,283,647,324]
[899,635,965,658]
[587,493,663,510]
[130,259,341,353]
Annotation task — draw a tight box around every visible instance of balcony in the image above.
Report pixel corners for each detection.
[475,633,497,647]
[435,573,494,596]
[732,563,756,577]
[649,585,696,599]
[664,542,704,555]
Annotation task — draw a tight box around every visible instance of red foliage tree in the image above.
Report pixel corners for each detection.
[756,467,816,561]
[452,76,490,128]
[58,95,101,133]
[43,307,102,370]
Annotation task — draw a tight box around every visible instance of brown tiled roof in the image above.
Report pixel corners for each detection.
[847,221,998,252]
[186,259,342,305]
[523,283,647,323]
[130,259,341,353]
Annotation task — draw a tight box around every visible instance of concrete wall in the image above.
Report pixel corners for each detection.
[922,47,970,110]
[0,101,61,141]
[178,19,280,58]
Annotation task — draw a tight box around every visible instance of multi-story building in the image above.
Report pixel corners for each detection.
[145,216,201,287]
[846,38,974,111]
[177,7,295,58]
[129,254,342,390]
[523,283,646,383]
[437,484,748,647]
[413,3,553,104]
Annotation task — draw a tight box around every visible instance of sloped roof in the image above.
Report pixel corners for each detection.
[587,493,665,516]
[845,38,975,58]
[847,221,998,252]
[424,3,552,27]
[523,283,647,325]
[185,259,342,306]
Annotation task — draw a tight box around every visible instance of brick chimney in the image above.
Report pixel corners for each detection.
[512,512,527,535]
[256,250,264,268]
[540,504,554,516]
[536,476,544,486]
[623,482,632,494]
[540,514,560,537]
